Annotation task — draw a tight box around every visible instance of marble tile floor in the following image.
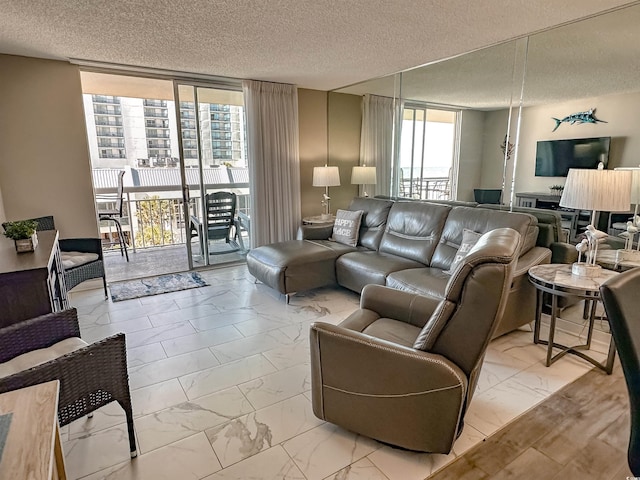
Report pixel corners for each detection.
[62,265,611,480]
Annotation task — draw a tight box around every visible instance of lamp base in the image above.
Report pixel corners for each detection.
[571,262,601,278]
[617,249,640,262]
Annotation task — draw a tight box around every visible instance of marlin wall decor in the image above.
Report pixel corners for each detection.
[551,108,607,132]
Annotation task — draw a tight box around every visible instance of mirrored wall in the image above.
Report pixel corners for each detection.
[328,2,640,211]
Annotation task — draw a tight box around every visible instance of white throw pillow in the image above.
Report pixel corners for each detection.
[330,209,364,247]
[447,229,483,274]
[61,251,99,270]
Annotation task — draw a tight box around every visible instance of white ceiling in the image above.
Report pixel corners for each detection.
[337,3,640,108]
[0,0,637,91]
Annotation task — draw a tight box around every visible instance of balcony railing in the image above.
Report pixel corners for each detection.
[95,118,123,126]
[399,176,451,200]
[92,95,120,104]
[143,99,167,107]
[98,140,125,148]
[93,167,250,253]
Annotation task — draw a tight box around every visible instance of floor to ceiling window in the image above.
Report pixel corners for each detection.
[80,72,249,282]
[398,105,458,200]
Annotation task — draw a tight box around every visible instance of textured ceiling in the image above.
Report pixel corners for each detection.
[0,0,637,90]
[337,3,640,109]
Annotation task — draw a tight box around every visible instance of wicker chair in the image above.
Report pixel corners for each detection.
[2,215,108,296]
[0,308,137,457]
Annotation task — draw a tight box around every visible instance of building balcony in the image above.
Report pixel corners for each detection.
[94,106,122,115]
[146,130,171,139]
[144,109,168,118]
[143,99,167,107]
[95,118,123,126]
[92,170,250,282]
[98,140,125,148]
[92,95,120,104]
[96,131,124,138]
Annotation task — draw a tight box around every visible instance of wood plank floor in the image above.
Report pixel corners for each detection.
[431,363,634,480]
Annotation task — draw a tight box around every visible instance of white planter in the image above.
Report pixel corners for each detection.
[14,233,38,253]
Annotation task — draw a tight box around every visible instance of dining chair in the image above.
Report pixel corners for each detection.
[96,170,129,261]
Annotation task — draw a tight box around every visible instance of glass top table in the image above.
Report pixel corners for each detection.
[528,263,618,374]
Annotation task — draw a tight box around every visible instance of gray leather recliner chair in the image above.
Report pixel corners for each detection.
[309,227,520,453]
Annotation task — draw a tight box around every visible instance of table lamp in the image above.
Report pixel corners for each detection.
[312,165,340,219]
[560,165,631,277]
[614,167,640,258]
[351,165,377,197]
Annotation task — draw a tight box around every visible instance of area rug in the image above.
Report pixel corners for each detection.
[110,272,208,302]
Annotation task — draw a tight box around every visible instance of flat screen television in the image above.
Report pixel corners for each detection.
[535,137,611,177]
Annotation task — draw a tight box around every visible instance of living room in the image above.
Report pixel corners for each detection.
[1,2,640,479]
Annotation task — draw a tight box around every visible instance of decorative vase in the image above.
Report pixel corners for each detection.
[14,233,38,253]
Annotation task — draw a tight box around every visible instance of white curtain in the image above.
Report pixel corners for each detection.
[243,80,301,248]
[359,94,395,197]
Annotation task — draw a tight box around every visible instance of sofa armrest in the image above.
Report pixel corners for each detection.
[360,284,441,326]
[550,241,579,264]
[0,308,80,363]
[297,224,334,240]
[310,321,467,452]
[513,246,552,277]
[59,238,103,258]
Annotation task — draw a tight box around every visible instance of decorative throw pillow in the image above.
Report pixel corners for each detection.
[330,209,364,247]
[446,229,483,274]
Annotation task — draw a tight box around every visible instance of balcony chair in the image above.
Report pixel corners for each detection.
[190,191,242,255]
[600,268,640,476]
[2,215,107,296]
[97,169,129,261]
[310,228,520,453]
[0,308,137,457]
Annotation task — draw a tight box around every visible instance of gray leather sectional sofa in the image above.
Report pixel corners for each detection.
[247,197,555,337]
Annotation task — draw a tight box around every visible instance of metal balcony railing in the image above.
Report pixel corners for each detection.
[399,176,451,200]
[93,168,250,253]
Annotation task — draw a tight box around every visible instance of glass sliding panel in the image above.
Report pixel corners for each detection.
[80,71,189,282]
[399,106,456,200]
[175,83,249,267]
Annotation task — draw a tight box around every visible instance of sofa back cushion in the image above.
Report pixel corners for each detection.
[430,206,537,271]
[478,204,564,246]
[379,201,451,264]
[348,197,394,250]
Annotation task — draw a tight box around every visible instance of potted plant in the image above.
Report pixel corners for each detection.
[3,220,39,253]
[550,184,564,196]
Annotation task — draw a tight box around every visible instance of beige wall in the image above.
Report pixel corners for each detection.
[0,55,98,237]
[298,89,329,218]
[327,92,361,211]
[479,91,640,199]
[457,110,487,201]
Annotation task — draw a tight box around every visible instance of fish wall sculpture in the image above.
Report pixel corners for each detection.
[551,108,607,132]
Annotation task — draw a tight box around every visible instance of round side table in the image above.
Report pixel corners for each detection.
[528,263,618,374]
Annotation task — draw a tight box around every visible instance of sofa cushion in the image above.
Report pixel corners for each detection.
[378,201,451,264]
[348,197,394,250]
[330,209,364,247]
[362,318,421,348]
[336,251,425,293]
[0,337,88,379]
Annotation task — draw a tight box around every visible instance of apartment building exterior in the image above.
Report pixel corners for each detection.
[82,95,246,170]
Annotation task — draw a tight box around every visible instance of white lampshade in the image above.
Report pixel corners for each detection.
[560,168,632,212]
[312,166,341,187]
[615,167,640,204]
[351,166,377,185]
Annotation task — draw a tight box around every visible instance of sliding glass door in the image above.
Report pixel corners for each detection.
[398,104,458,200]
[174,83,250,269]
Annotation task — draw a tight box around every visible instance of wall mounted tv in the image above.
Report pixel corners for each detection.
[535,137,611,177]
